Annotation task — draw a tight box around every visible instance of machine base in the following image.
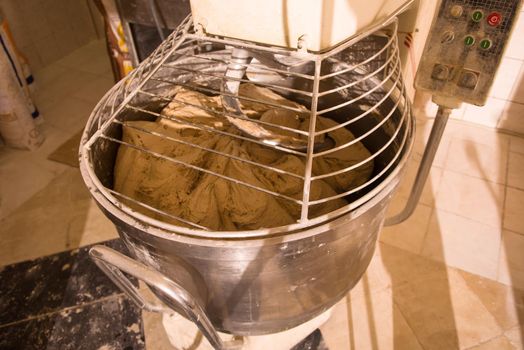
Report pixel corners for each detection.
[162,308,333,350]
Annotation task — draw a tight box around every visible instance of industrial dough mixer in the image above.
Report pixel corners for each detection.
[79,0,522,348]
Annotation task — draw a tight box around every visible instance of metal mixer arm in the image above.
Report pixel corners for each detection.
[221,48,316,151]
[89,245,241,350]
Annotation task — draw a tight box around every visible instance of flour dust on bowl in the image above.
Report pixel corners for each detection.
[80,15,414,349]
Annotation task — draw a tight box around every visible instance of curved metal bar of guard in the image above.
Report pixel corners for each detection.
[81,61,412,236]
[89,245,244,350]
[81,9,415,237]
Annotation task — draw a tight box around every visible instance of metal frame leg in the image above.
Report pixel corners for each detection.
[385,105,451,226]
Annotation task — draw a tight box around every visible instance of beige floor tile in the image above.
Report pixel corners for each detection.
[0,142,68,220]
[37,122,78,156]
[347,242,452,335]
[69,200,118,248]
[505,326,524,350]
[33,63,70,87]
[498,231,524,291]
[321,288,423,350]
[394,159,442,206]
[459,269,524,331]
[467,336,516,350]
[421,210,501,280]
[0,217,73,267]
[500,102,524,135]
[38,40,111,86]
[71,44,113,77]
[71,75,115,105]
[33,69,100,112]
[510,136,524,155]
[504,188,524,235]
[142,311,176,350]
[347,243,448,307]
[0,168,112,266]
[444,138,508,184]
[393,268,502,350]
[436,171,504,228]
[375,242,449,286]
[509,152,524,190]
[55,40,106,69]
[379,199,432,255]
[345,249,392,303]
[450,121,510,149]
[44,96,94,133]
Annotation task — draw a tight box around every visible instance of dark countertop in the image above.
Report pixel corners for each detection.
[0,238,328,350]
[0,239,144,350]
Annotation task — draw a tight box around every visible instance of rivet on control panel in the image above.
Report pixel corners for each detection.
[471,10,483,22]
[450,5,463,18]
[441,31,455,44]
[431,64,450,81]
[458,70,479,89]
[487,12,502,27]
[479,38,492,50]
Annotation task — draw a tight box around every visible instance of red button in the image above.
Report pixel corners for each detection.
[487,12,502,26]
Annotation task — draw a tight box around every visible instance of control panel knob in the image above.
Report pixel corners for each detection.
[431,64,450,81]
[487,12,502,26]
[471,10,484,22]
[458,70,479,89]
[441,31,455,44]
[479,38,492,50]
[450,5,463,18]
[464,35,476,47]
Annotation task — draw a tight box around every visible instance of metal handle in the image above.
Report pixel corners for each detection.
[89,245,228,350]
[385,104,451,225]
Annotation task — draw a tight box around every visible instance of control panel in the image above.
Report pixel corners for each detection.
[415,0,522,106]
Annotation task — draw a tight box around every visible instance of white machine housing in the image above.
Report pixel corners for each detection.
[190,0,408,51]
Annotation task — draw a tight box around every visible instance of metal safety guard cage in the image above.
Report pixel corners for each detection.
[80,14,412,238]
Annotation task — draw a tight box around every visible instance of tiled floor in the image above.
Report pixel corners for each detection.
[0,39,524,349]
[381,112,524,289]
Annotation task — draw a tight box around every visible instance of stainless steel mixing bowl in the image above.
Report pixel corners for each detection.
[79,17,414,348]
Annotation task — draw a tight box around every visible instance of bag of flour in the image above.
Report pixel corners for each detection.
[0,31,43,150]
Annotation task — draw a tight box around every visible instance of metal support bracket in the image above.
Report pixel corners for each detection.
[385,97,459,226]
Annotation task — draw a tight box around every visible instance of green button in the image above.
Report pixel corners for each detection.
[472,10,483,22]
[480,39,492,49]
[464,35,475,46]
